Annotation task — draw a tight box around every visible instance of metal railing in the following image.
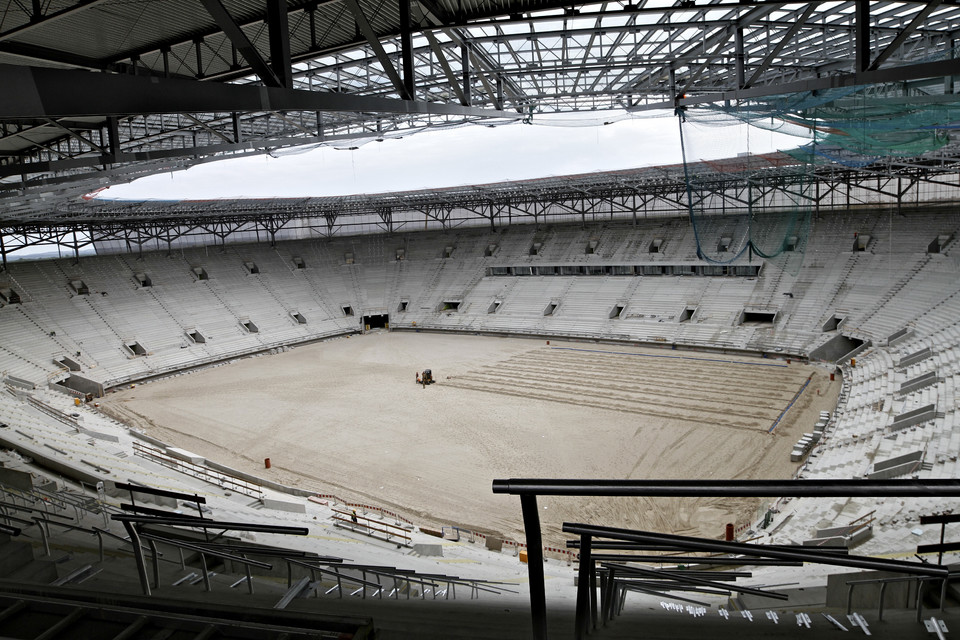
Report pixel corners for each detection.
[491,477,960,640]
[132,441,263,499]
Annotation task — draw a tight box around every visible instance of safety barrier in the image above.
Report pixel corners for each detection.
[543,545,577,565]
[440,525,579,564]
[132,441,263,499]
[331,508,412,546]
[312,493,413,526]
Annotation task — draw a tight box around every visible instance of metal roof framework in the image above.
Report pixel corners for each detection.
[2,1,960,233]
[3,148,959,265]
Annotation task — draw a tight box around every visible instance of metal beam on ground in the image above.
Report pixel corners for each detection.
[588,554,804,566]
[600,562,787,599]
[564,523,951,578]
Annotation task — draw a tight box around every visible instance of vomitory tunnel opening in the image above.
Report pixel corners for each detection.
[364,314,389,329]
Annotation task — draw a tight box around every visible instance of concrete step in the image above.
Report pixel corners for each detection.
[6,557,58,584]
[0,537,36,576]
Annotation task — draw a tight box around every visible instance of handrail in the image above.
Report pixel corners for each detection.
[138,531,273,570]
[33,516,155,561]
[284,558,391,599]
[492,477,960,640]
[844,573,958,622]
[492,478,960,498]
[111,513,308,536]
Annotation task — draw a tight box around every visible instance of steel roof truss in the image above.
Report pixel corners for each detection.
[0,0,112,44]
[200,0,284,88]
[742,3,816,90]
[342,0,412,99]
[424,31,470,105]
[868,0,943,71]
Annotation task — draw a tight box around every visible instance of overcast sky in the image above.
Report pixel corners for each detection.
[101,111,802,200]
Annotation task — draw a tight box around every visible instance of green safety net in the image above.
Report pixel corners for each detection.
[677,79,960,273]
[677,111,815,275]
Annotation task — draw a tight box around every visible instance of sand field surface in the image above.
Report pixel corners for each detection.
[102,332,840,545]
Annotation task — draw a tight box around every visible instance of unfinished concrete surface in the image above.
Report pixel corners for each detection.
[102,332,840,546]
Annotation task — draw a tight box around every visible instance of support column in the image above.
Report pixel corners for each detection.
[194,38,204,77]
[231,112,242,143]
[575,534,592,639]
[735,28,745,89]
[399,0,415,99]
[462,42,472,107]
[105,116,120,166]
[122,521,151,596]
[267,0,292,88]
[947,38,956,94]
[520,494,547,640]
[855,0,870,73]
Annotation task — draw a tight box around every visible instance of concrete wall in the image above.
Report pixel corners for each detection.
[0,466,34,491]
[3,375,35,390]
[890,404,937,431]
[809,334,869,363]
[61,374,105,398]
[899,347,932,368]
[899,371,939,396]
[867,460,922,480]
[873,450,924,473]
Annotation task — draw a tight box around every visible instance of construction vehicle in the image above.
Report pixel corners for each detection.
[422,369,435,385]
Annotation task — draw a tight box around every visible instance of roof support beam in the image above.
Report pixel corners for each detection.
[0,0,112,43]
[462,42,472,106]
[743,3,816,89]
[200,0,284,87]
[414,0,524,107]
[266,0,293,88]
[631,56,960,111]
[399,0,416,99]
[680,26,735,96]
[183,114,235,144]
[856,0,871,73]
[424,31,468,106]
[341,0,412,100]
[44,118,106,154]
[105,116,120,165]
[734,27,745,89]
[466,46,503,110]
[0,64,508,120]
[868,0,942,71]
[0,41,105,70]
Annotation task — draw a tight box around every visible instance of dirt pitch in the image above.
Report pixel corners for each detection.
[102,332,840,546]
